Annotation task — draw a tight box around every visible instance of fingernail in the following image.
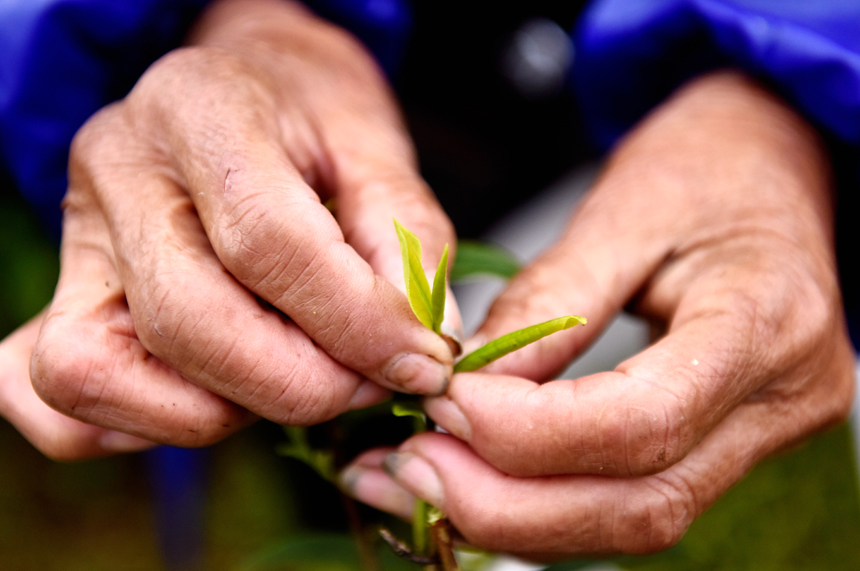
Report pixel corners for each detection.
[338,463,368,496]
[100,431,156,453]
[347,380,392,411]
[338,464,415,520]
[384,353,450,396]
[424,396,471,441]
[383,451,444,508]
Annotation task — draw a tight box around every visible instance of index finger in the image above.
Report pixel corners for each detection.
[125,51,453,395]
[424,247,854,478]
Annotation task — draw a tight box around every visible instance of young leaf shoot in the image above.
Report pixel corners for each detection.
[454,315,586,373]
[430,243,449,334]
[394,220,586,374]
[395,219,435,331]
[389,221,586,571]
[395,219,448,334]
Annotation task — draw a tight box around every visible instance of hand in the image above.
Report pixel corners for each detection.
[21,0,457,458]
[341,71,856,559]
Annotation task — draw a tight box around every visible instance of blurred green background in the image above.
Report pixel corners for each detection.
[1,177,860,571]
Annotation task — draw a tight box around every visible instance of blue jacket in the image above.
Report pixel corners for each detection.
[2,0,858,218]
[1,0,858,342]
[0,0,411,230]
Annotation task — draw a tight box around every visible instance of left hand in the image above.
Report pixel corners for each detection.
[17,0,458,458]
[340,71,856,559]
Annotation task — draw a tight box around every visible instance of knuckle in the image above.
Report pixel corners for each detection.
[69,105,122,162]
[30,322,108,419]
[137,46,234,93]
[599,387,689,477]
[268,383,333,426]
[805,329,856,429]
[729,256,839,365]
[646,475,697,551]
[67,104,129,195]
[262,360,352,426]
[619,475,695,554]
[133,46,274,125]
[132,280,186,362]
[214,194,344,304]
[215,193,289,285]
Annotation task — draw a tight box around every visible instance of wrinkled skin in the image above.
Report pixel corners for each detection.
[0,0,853,558]
[342,71,856,559]
[0,0,458,459]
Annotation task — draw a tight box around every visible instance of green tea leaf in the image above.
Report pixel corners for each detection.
[394,219,433,330]
[430,243,449,334]
[454,315,586,373]
[451,240,521,282]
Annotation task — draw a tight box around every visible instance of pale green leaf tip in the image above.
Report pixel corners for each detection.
[430,243,449,334]
[394,218,435,330]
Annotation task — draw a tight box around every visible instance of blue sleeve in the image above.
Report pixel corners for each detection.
[572,0,860,348]
[0,0,409,232]
[0,0,211,231]
[573,0,860,151]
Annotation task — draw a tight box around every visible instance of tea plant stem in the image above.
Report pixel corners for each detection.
[431,518,459,571]
[414,498,430,555]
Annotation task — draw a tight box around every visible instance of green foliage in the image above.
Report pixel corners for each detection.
[0,186,59,337]
[450,240,520,282]
[277,426,336,484]
[453,315,586,373]
[546,422,860,571]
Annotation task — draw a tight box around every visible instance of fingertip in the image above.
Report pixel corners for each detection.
[339,462,415,520]
[346,380,392,411]
[382,352,451,396]
[381,451,445,509]
[424,396,471,441]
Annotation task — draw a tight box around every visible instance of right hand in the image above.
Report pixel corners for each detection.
[341,71,855,558]
[20,0,457,458]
